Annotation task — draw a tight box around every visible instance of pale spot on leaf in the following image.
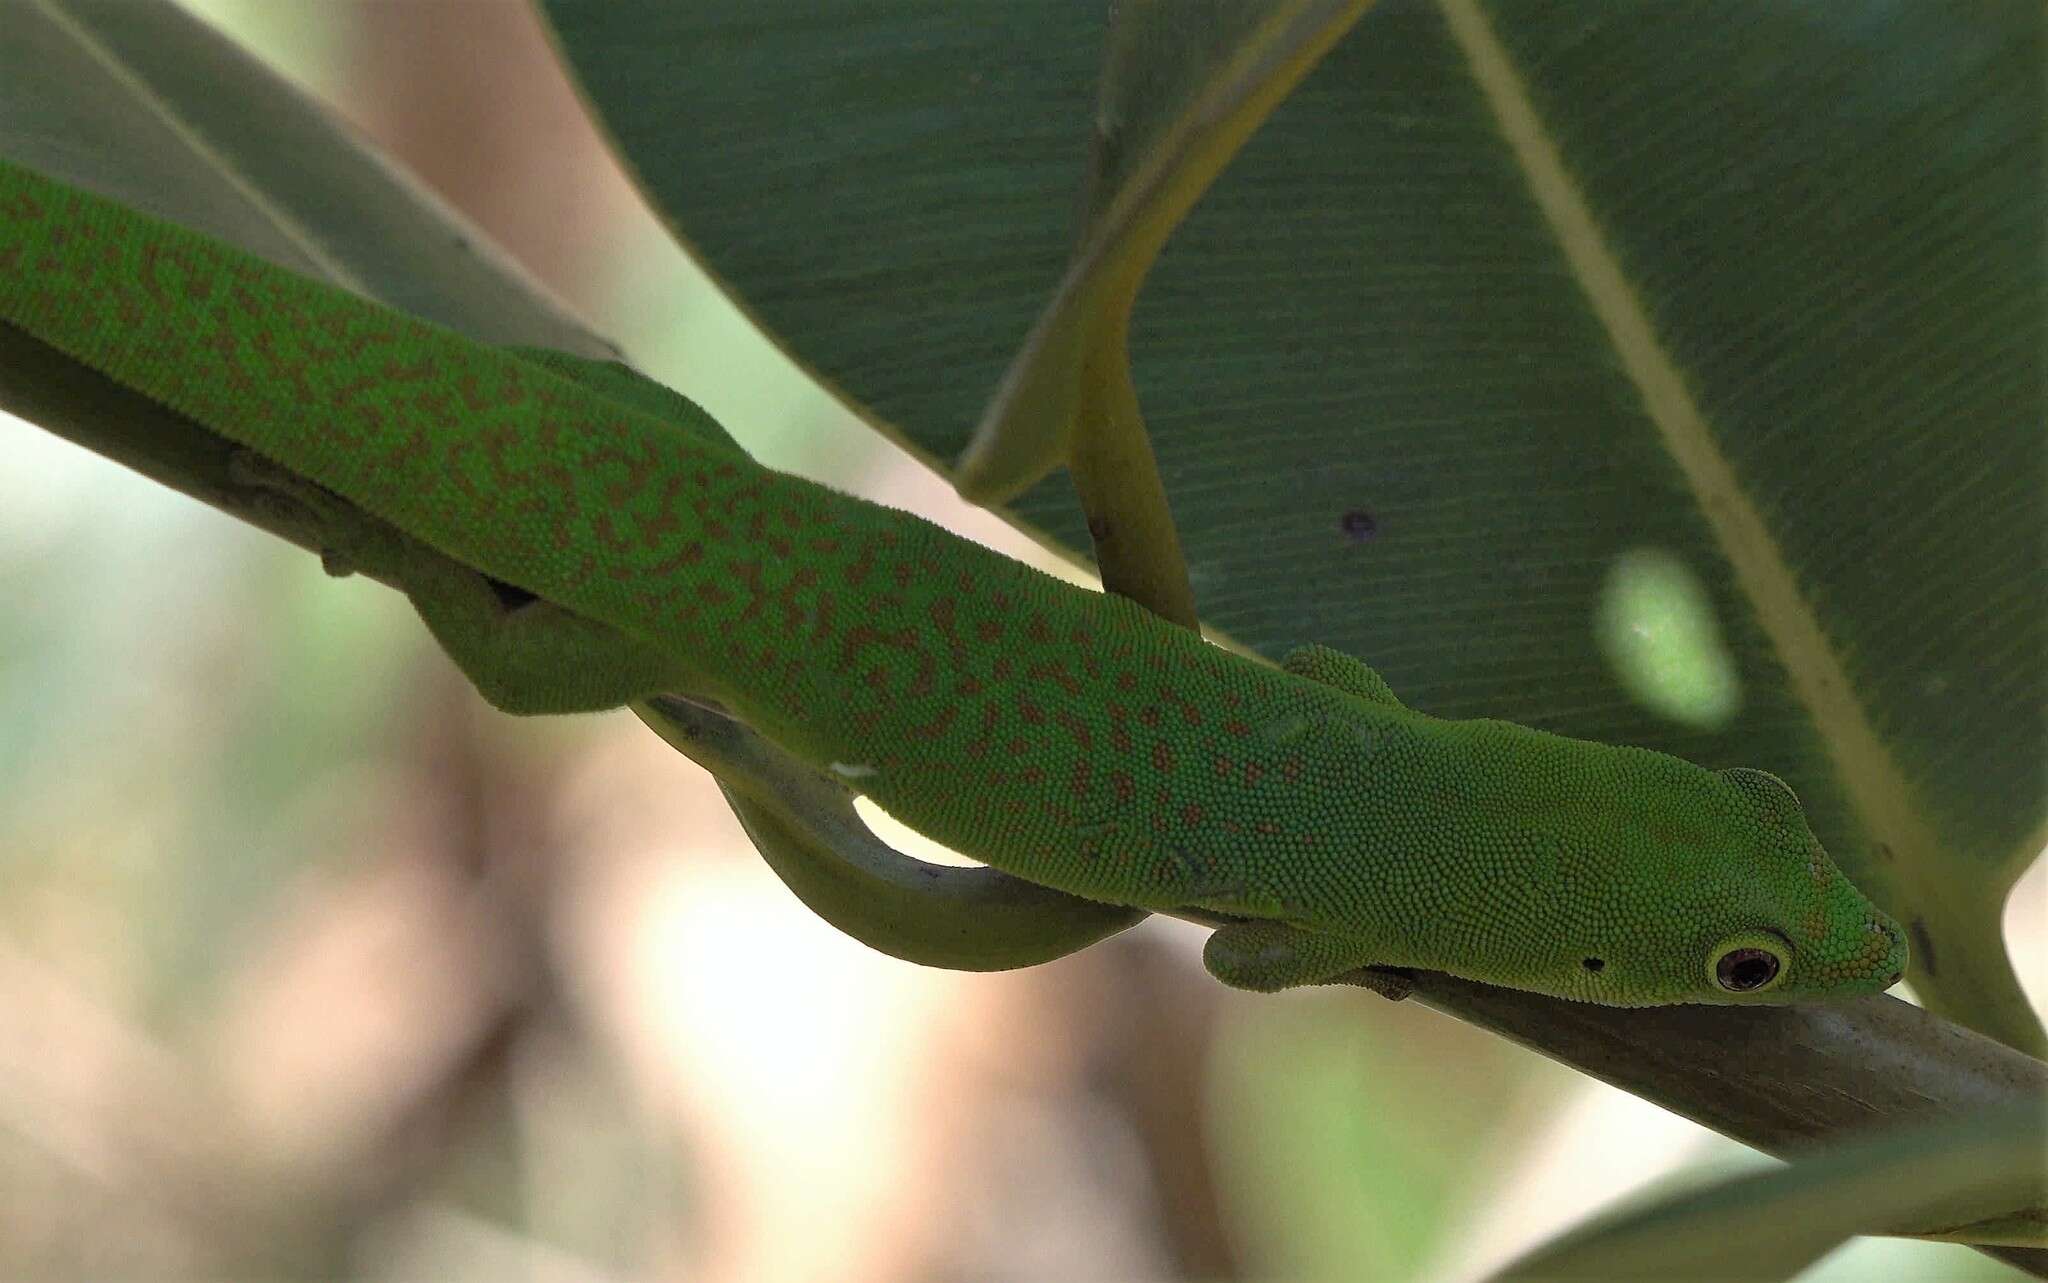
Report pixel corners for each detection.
[1595,548,1741,730]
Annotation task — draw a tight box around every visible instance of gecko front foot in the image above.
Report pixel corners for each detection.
[1201,920,1384,992]
[226,450,686,715]
[225,449,402,580]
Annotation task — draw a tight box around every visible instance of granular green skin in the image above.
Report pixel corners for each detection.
[0,161,1907,1003]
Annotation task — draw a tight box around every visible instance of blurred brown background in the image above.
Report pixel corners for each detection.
[0,3,2038,1280]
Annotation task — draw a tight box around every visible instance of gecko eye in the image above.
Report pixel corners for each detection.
[1709,931,1790,994]
[1716,949,1778,991]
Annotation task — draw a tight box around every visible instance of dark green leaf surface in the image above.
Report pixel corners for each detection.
[959,0,1369,625]
[543,0,2045,1050]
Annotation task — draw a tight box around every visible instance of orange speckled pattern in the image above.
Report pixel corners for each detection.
[0,159,1908,1003]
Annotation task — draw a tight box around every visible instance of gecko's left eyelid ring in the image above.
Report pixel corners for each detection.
[1708,930,1790,994]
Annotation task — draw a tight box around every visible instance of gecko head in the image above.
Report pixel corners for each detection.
[1538,757,1908,1007]
[1681,766,1908,1005]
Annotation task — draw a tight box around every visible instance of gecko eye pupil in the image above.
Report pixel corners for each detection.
[1716,947,1779,992]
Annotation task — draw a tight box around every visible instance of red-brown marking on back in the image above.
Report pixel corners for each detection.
[929,598,967,663]
[1027,660,1082,696]
[1054,710,1093,751]
[647,541,706,576]
[778,566,819,627]
[845,543,876,584]
[730,560,768,624]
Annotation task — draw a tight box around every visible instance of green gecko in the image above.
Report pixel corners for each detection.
[0,158,1908,1004]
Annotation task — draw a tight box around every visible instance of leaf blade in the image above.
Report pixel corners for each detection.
[544,0,2045,1051]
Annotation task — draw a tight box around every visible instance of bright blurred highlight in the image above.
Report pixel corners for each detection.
[1596,547,1742,730]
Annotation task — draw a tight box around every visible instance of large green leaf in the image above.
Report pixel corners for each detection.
[541,0,2045,1051]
